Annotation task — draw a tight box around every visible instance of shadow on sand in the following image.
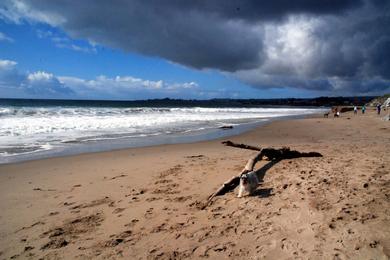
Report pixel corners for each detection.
[251,159,281,198]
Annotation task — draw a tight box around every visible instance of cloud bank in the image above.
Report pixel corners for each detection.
[0,59,202,99]
[1,0,389,95]
[0,59,74,98]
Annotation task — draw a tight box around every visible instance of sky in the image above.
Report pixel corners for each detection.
[0,0,389,100]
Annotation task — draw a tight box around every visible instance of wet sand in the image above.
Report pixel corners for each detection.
[0,109,389,259]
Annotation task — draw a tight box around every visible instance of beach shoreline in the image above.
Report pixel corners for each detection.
[0,109,389,259]
[0,111,325,165]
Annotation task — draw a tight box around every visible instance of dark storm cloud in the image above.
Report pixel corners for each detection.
[1,0,389,94]
[158,0,363,21]
[232,0,390,94]
[0,0,364,72]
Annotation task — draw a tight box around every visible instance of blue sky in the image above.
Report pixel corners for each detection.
[0,21,321,100]
[0,1,389,100]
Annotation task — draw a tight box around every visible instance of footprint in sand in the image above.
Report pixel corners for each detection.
[158,164,183,178]
[152,186,180,195]
[145,196,161,202]
[154,179,173,185]
[67,197,114,213]
[109,174,127,180]
[113,208,125,214]
[124,219,139,227]
[144,207,154,218]
[40,212,104,250]
[104,230,132,248]
[16,221,45,233]
[128,196,140,203]
[165,195,193,203]
[151,223,167,233]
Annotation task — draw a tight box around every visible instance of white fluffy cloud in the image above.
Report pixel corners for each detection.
[0,59,25,91]
[0,61,74,98]
[0,59,201,99]
[58,75,199,99]
[23,71,73,95]
[27,71,54,81]
[0,59,17,68]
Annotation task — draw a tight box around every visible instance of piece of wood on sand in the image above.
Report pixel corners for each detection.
[201,140,322,209]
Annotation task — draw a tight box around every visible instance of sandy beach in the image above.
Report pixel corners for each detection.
[0,109,389,259]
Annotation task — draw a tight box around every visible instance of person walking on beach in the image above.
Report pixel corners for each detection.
[334,107,339,117]
[377,104,381,115]
[362,105,366,114]
[354,106,358,115]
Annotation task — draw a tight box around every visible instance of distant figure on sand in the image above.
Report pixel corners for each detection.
[354,106,357,115]
[334,107,339,118]
[362,105,366,114]
[323,112,329,118]
[377,104,381,115]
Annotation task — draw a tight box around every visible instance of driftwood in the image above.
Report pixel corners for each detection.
[221,140,261,151]
[219,125,234,130]
[202,141,322,209]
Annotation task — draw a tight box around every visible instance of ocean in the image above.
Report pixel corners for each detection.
[0,99,326,163]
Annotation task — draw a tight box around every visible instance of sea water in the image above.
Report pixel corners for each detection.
[0,99,326,163]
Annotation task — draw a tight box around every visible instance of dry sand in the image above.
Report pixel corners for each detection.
[0,109,389,259]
